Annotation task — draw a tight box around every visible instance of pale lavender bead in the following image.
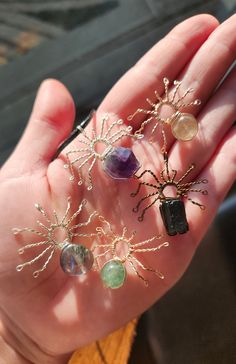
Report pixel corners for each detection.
[103,147,140,179]
[60,243,94,275]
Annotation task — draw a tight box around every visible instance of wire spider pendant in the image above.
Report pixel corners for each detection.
[131,153,208,236]
[128,77,201,141]
[64,114,141,190]
[92,216,169,289]
[13,198,97,278]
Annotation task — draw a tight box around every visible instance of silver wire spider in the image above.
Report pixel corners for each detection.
[128,77,201,136]
[92,216,169,286]
[131,153,208,221]
[64,114,141,190]
[13,198,98,277]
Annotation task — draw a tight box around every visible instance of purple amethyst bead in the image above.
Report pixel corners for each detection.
[103,147,140,179]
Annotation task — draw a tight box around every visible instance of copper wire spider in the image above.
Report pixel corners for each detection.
[92,216,169,286]
[13,198,98,277]
[64,114,140,190]
[128,77,201,136]
[131,153,208,222]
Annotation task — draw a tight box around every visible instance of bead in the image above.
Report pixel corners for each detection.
[171,113,198,141]
[103,147,140,179]
[101,259,126,289]
[60,243,94,275]
[159,199,189,236]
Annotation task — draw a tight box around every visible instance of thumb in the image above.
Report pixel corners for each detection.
[3,79,75,175]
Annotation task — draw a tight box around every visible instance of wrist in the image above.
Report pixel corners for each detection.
[0,330,31,364]
[0,311,71,364]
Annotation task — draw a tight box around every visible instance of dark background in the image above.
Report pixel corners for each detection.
[0,1,235,363]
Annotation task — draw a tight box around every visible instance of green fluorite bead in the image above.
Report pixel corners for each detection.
[101,260,126,289]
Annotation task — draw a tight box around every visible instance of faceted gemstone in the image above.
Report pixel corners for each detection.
[101,259,126,289]
[159,199,189,236]
[60,243,94,275]
[171,113,198,141]
[103,147,140,179]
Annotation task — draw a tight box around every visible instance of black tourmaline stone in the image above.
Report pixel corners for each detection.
[159,199,189,236]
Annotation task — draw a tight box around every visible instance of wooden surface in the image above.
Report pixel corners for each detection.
[69,319,138,364]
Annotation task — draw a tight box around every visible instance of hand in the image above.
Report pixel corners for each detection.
[0,14,235,364]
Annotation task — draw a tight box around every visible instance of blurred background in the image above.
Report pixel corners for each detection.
[0,1,235,363]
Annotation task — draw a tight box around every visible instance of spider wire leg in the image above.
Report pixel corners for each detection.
[132,256,164,279]
[138,197,160,221]
[13,227,47,238]
[163,77,170,101]
[146,98,155,107]
[187,197,206,210]
[127,257,148,286]
[182,188,208,195]
[135,115,155,135]
[70,154,92,168]
[36,221,50,232]
[107,128,126,142]
[33,248,56,278]
[130,182,145,197]
[179,179,208,188]
[18,240,49,254]
[133,192,159,213]
[151,121,160,137]
[98,216,113,234]
[135,169,161,184]
[177,164,195,184]
[87,157,96,190]
[93,249,112,260]
[154,90,162,103]
[171,81,181,103]
[61,198,71,225]
[128,108,152,121]
[109,130,129,144]
[171,169,177,183]
[66,199,87,227]
[131,235,162,248]
[16,245,54,271]
[99,116,106,138]
[35,204,51,224]
[127,230,136,242]
[176,87,194,106]
[77,154,94,171]
[71,211,98,230]
[132,243,168,253]
[103,119,118,139]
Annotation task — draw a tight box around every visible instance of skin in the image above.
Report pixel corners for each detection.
[0,13,236,364]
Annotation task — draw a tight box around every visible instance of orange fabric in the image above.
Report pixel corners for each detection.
[69,319,137,364]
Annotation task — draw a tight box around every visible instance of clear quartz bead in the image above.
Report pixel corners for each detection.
[60,243,94,275]
[171,113,198,141]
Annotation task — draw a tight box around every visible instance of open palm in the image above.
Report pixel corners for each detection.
[0,14,235,364]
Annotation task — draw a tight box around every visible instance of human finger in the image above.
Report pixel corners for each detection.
[3,79,75,176]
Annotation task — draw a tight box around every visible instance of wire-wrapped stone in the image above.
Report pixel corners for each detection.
[60,243,94,275]
[101,259,126,289]
[171,113,198,141]
[159,199,189,236]
[103,146,140,179]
